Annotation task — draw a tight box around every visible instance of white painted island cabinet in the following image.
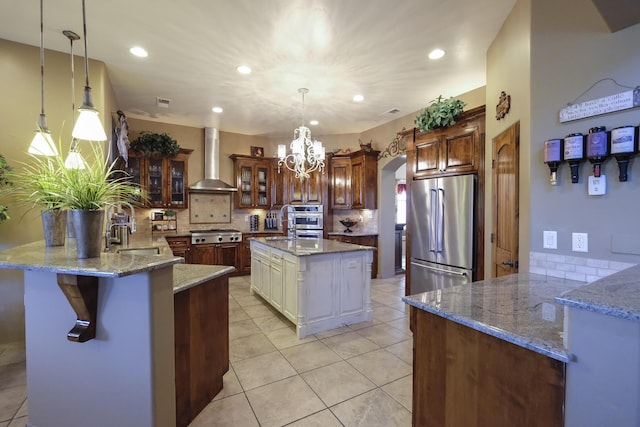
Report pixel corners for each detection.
[250,238,374,338]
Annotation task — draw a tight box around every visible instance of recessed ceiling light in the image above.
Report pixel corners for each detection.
[428,48,445,60]
[129,46,148,58]
[309,120,319,126]
[212,107,223,113]
[353,94,364,102]
[236,65,252,75]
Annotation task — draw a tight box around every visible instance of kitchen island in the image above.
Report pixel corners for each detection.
[250,237,375,338]
[404,268,640,427]
[0,240,234,427]
[403,273,584,427]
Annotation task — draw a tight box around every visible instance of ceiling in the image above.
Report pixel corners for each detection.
[0,0,517,137]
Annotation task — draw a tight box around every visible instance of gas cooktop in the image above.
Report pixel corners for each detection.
[190,229,242,244]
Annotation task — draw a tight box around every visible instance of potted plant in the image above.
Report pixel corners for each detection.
[0,154,12,223]
[11,151,68,246]
[59,144,145,258]
[130,131,180,157]
[414,95,466,133]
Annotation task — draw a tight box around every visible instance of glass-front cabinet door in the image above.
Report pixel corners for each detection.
[148,158,165,208]
[169,157,187,208]
[232,155,271,209]
[238,164,253,208]
[255,164,270,208]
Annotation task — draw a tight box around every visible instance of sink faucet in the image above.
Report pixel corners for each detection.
[105,202,137,252]
[279,204,295,238]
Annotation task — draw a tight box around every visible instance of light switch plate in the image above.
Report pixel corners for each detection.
[588,175,606,195]
[543,231,557,249]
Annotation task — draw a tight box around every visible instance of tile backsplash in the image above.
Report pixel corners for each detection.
[529,251,635,283]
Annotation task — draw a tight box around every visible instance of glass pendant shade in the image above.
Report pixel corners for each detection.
[64,151,86,169]
[72,87,107,141]
[29,120,57,157]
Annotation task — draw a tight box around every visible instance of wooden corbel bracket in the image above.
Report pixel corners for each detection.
[57,274,99,342]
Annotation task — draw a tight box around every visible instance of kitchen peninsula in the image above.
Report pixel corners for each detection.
[250,237,375,338]
[0,240,233,427]
[404,268,640,427]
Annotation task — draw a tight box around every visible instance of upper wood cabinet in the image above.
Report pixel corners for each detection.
[412,106,485,178]
[127,149,192,209]
[330,149,379,210]
[286,168,325,205]
[230,155,271,209]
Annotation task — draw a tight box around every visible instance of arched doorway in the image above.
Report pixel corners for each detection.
[378,155,406,278]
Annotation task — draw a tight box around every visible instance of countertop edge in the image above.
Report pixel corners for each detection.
[403,296,571,362]
[327,231,379,237]
[251,237,375,256]
[173,265,235,294]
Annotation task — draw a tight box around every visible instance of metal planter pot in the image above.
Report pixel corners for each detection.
[41,210,67,247]
[71,209,105,259]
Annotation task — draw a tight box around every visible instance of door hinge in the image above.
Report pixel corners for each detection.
[491,159,495,169]
[490,233,495,243]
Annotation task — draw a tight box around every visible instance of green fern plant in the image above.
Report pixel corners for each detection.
[414,96,466,133]
[0,154,12,222]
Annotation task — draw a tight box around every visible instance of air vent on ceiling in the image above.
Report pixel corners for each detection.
[156,97,171,108]
[383,108,400,115]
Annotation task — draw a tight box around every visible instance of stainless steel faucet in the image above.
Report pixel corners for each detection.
[104,202,137,252]
[279,204,295,237]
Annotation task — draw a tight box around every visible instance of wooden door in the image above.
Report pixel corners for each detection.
[492,122,520,277]
[350,157,365,208]
[305,171,323,204]
[190,245,215,265]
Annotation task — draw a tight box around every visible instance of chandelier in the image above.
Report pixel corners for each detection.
[278,88,325,179]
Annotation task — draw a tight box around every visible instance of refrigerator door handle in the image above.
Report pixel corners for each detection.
[410,261,468,277]
[429,189,438,252]
[437,188,444,252]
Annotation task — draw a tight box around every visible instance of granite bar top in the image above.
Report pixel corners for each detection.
[0,239,182,278]
[251,237,375,256]
[403,273,585,362]
[173,264,235,294]
[327,231,379,237]
[556,264,640,321]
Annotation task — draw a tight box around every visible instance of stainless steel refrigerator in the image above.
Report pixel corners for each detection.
[410,174,476,294]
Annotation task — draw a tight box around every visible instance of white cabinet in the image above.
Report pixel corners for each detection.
[250,239,373,338]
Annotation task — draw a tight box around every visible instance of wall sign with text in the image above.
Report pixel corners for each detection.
[559,89,640,123]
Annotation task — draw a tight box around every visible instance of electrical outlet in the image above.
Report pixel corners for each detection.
[572,232,588,252]
[244,215,249,222]
[543,231,557,249]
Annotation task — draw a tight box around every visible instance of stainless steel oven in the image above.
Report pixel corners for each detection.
[287,205,323,230]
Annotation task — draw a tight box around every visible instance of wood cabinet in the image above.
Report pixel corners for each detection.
[412,107,484,178]
[165,236,191,263]
[270,160,287,209]
[327,234,378,278]
[190,243,241,275]
[330,149,379,210]
[127,149,192,209]
[230,155,271,209]
[411,307,564,427]
[174,273,229,427]
[285,168,325,205]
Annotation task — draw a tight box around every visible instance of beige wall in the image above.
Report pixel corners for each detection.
[485,0,532,275]
[0,39,113,343]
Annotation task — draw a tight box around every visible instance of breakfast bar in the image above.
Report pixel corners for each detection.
[250,237,375,338]
[0,240,234,427]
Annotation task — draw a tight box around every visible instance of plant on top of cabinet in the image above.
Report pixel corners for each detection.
[414,95,466,133]
[130,131,180,157]
[0,154,12,222]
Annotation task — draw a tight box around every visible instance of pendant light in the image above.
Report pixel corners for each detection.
[63,30,85,169]
[71,0,107,142]
[28,0,58,157]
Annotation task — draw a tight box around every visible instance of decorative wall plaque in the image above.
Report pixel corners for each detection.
[496,91,511,120]
[559,89,640,123]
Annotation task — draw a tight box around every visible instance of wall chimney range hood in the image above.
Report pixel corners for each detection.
[189,127,237,192]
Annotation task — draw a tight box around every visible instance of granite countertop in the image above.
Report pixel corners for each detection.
[173,264,235,294]
[403,273,585,362]
[251,237,375,256]
[327,231,379,237]
[0,239,182,278]
[556,264,640,321]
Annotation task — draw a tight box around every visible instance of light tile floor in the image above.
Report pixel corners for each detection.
[0,274,412,427]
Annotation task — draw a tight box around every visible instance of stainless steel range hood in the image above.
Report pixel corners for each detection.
[189,127,237,192]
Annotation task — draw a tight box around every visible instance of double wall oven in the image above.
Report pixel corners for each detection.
[287,205,323,239]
